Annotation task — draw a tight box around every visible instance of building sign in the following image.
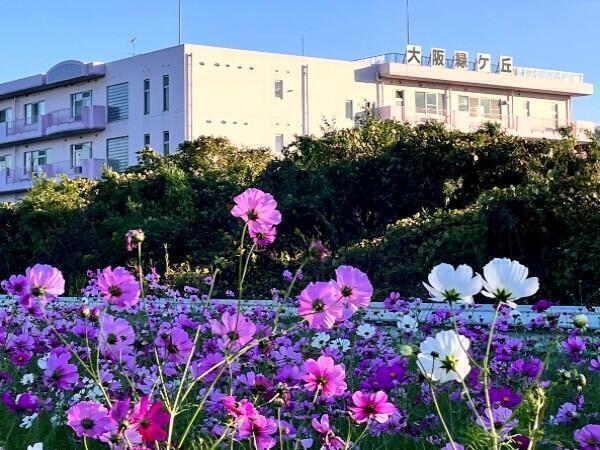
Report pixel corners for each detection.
[406,45,513,74]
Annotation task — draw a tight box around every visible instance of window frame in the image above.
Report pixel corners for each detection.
[143,79,150,115]
[162,75,170,112]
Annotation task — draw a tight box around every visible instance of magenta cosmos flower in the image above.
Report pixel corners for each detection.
[238,413,278,450]
[1,274,28,297]
[97,266,140,308]
[130,396,170,443]
[312,414,345,450]
[297,281,343,329]
[21,264,65,306]
[99,313,135,361]
[302,355,347,397]
[249,224,277,247]
[210,312,257,350]
[67,401,114,438]
[231,188,282,231]
[348,390,397,424]
[333,265,373,320]
[574,424,600,450]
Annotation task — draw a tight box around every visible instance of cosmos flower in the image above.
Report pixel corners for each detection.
[417,330,471,383]
[479,258,539,307]
[130,396,170,443]
[21,264,65,307]
[97,266,140,308]
[67,401,114,438]
[297,281,343,329]
[574,424,600,450]
[231,188,281,231]
[98,313,135,361]
[348,390,397,423]
[238,413,278,450]
[154,327,194,364]
[302,356,347,397]
[43,351,78,390]
[333,265,373,320]
[249,224,277,247]
[312,414,345,450]
[489,387,522,408]
[423,263,482,304]
[210,312,257,350]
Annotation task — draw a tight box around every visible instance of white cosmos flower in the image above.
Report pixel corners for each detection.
[423,263,482,304]
[27,444,43,450]
[20,413,38,429]
[479,258,539,308]
[397,315,418,333]
[417,330,471,383]
[356,323,376,339]
[20,373,34,385]
[328,338,351,353]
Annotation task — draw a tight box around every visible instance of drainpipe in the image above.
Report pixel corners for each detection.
[301,65,309,135]
[185,52,193,141]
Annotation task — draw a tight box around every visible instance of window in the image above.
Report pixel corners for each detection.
[71,142,92,168]
[144,133,151,147]
[467,96,502,120]
[163,131,170,155]
[24,101,45,125]
[71,91,92,120]
[107,136,129,172]
[415,92,445,115]
[107,83,129,122]
[24,150,47,174]
[0,155,12,173]
[162,75,170,111]
[143,79,150,115]
[458,95,469,112]
[552,103,559,128]
[395,90,404,106]
[275,134,284,152]
[274,80,284,99]
[523,101,531,117]
[0,108,13,124]
[345,100,354,120]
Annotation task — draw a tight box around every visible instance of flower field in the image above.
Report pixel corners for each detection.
[0,188,599,450]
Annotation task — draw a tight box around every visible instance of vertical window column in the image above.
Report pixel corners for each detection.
[143,79,150,115]
[162,75,170,112]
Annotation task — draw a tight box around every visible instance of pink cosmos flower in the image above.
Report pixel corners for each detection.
[333,265,373,320]
[222,396,257,421]
[238,413,278,450]
[312,414,345,450]
[302,356,347,397]
[249,224,277,247]
[125,229,145,252]
[231,188,282,231]
[67,401,115,438]
[43,351,78,390]
[210,312,257,350]
[97,266,140,308]
[99,398,143,448]
[99,313,135,361]
[21,264,65,307]
[154,327,194,364]
[130,396,170,443]
[348,390,397,424]
[297,281,343,329]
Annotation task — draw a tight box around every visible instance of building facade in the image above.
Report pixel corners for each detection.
[0,44,595,201]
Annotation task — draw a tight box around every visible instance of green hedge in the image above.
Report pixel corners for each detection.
[0,119,599,302]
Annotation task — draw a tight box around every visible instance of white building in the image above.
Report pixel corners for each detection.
[0,43,595,201]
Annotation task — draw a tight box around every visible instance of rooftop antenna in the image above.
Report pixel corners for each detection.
[301,35,305,56]
[406,0,411,46]
[130,38,137,56]
[178,0,183,45]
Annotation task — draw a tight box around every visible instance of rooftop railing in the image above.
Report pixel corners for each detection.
[354,53,585,83]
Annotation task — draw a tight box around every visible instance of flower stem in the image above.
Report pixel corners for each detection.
[429,383,458,450]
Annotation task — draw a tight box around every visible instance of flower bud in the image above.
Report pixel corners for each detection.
[572,314,588,329]
[80,305,90,318]
[398,344,414,357]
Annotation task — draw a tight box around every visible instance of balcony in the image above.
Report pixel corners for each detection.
[0,159,106,193]
[0,105,106,148]
[376,105,596,141]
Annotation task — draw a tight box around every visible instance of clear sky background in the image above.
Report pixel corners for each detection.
[1,0,598,122]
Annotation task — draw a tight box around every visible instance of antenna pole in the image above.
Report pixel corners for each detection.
[406,0,410,45]
[178,0,182,45]
[301,35,305,56]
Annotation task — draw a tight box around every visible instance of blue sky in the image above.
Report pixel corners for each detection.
[1,0,598,122]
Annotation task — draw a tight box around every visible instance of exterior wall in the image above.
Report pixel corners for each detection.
[184,44,376,150]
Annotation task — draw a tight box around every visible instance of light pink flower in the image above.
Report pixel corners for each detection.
[210,312,257,350]
[231,188,281,231]
[333,265,373,320]
[297,281,343,329]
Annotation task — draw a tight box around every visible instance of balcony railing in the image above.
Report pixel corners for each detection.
[0,105,106,147]
[376,105,595,140]
[354,53,585,83]
[0,158,105,191]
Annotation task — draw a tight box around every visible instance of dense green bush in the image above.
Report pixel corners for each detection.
[1,119,599,302]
